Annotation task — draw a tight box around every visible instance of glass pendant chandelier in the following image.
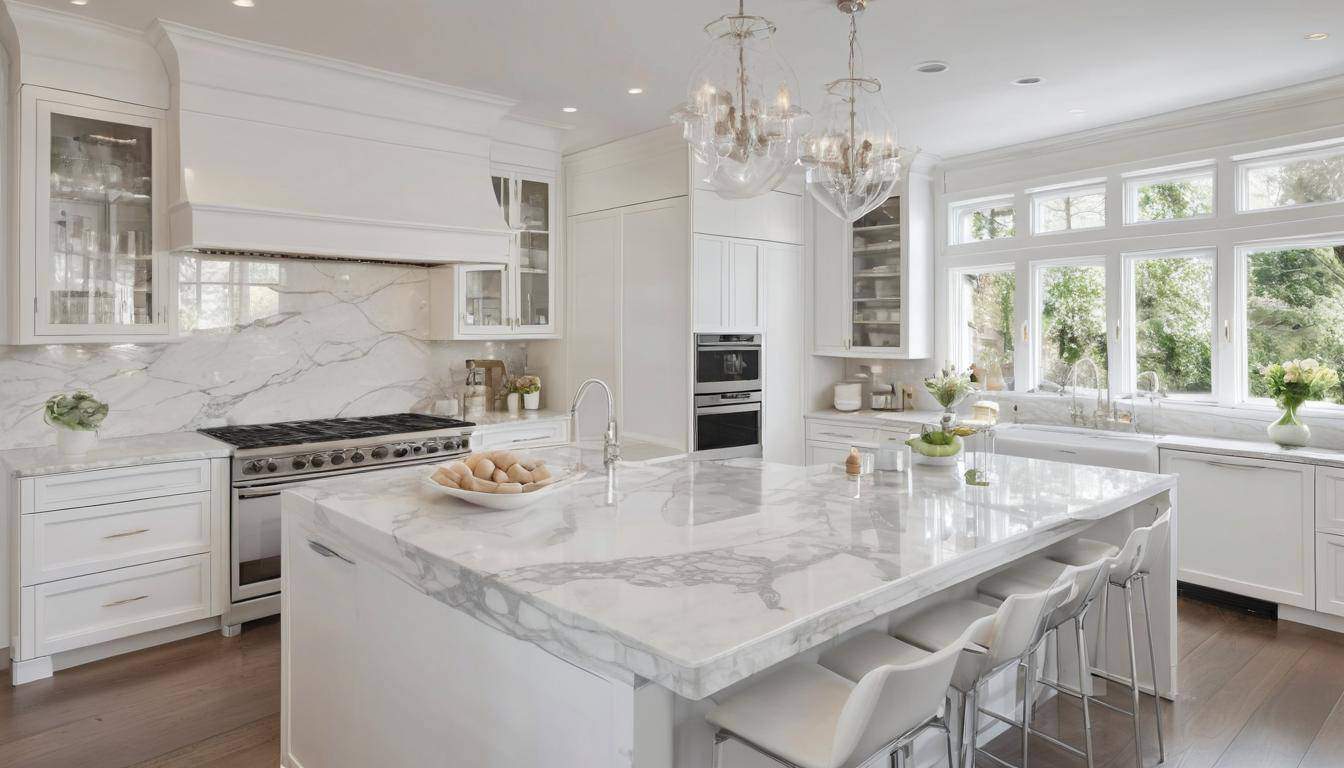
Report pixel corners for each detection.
[672,1,808,199]
[801,0,910,222]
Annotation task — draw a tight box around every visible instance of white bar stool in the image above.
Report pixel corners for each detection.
[976,544,1136,767]
[706,617,991,768]
[1047,511,1171,768]
[880,581,1075,768]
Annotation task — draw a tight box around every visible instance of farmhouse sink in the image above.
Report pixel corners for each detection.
[993,423,1160,472]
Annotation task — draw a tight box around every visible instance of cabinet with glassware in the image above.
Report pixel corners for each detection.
[7,87,169,345]
[429,169,559,340]
[810,168,933,359]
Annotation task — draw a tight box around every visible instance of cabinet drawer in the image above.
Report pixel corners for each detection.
[21,554,212,657]
[31,460,212,513]
[1316,466,1344,535]
[1318,533,1344,618]
[805,420,878,445]
[473,420,570,451]
[21,492,212,585]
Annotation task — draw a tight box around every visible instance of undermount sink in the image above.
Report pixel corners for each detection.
[993,423,1160,472]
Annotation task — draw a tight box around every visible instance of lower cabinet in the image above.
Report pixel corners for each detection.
[471,419,570,452]
[803,419,922,468]
[806,442,851,467]
[1159,449,1316,609]
[1317,533,1344,618]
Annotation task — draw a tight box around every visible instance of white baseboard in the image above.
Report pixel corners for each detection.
[1279,605,1344,635]
[51,616,222,673]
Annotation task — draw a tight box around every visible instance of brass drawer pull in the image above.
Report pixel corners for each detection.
[103,528,150,540]
[103,594,149,608]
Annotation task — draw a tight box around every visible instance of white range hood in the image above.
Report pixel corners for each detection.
[150,22,515,264]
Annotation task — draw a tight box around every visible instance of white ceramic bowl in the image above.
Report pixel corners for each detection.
[422,468,581,511]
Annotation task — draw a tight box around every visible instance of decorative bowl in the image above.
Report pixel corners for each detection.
[422,468,581,511]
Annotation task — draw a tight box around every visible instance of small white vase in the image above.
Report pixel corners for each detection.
[523,391,540,410]
[1267,403,1310,447]
[506,392,521,414]
[57,429,98,456]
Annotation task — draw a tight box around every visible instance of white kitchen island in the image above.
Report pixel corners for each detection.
[279,447,1176,768]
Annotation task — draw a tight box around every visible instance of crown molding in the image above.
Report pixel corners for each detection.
[939,72,1344,173]
[4,1,144,41]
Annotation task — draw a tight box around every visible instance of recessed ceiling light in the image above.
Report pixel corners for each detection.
[562,106,578,113]
[627,87,644,95]
[914,61,949,74]
[1013,76,1044,86]
[69,0,88,5]
[1304,32,1329,41]
[1068,108,1087,116]
[232,0,255,7]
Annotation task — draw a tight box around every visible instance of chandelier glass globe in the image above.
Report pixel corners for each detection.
[672,2,809,199]
[801,1,910,222]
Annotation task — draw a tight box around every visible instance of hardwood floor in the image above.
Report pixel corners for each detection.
[0,600,1341,767]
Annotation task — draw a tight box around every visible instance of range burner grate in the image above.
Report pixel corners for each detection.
[198,413,474,450]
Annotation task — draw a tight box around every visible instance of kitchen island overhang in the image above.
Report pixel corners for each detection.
[279,448,1176,768]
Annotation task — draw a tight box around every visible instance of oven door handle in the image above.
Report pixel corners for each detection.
[236,490,283,501]
[697,346,760,353]
[697,403,762,415]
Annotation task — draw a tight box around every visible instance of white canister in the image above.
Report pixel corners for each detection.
[524,391,540,410]
[506,392,521,414]
[834,382,863,412]
[57,429,98,456]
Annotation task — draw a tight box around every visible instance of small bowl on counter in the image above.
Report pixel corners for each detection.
[422,450,582,511]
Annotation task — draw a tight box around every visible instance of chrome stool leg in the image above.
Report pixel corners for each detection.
[1022,654,1034,768]
[1076,616,1095,768]
[1122,583,1144,768]
[1138,575,1166,763]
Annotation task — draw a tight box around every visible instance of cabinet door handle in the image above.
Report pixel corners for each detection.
[818,431,856,439]
[103,594,149,608]
[103,528,150,540]
[1206,460,1262,471]
[307,539,355,565]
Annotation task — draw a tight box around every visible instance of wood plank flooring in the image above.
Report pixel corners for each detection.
[0,600,1341,767]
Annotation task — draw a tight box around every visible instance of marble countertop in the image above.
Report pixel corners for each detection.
[806,409,946,427]
[465,409,568,428]
[287,446,1175,700]
[1155,433,1344,468]
[0,431,233,478]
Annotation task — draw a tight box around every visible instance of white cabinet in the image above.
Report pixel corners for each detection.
[810,171,933,359]
[762,242,804,464]
[807,443,851,467]
[428,170,558,340]
[1159,449,1315,609]
[472,419,570,451]
[693,235,761,332]
[691,188,803,245]
[9,86,170,344]
[1316,466,1344,535]
[1317,533,1344,618]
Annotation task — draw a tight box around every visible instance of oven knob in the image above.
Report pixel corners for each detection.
[392,444,409,458]
[329,451,346,466]
[243,460,263,475]
[291,456,309,470]
[310,454,326,468]
[350,450,366,463]
[265,460,279,473]
[424,440,440,454]
[411,444,424,454]
[370,446,389,460]
[448,436,467,451]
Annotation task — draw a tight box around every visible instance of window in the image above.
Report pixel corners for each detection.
[177,256,282,333]
[1034,261,1107,390]
[1244,240,1344,401]
[1031,183,1106,234]
[951,267,1016,390]
[1124,165,1215,223]
[949,197,1015,244]
[1238,141,1344,211]
[1124,250,1214,396]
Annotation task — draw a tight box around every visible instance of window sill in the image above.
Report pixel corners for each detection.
[980,389,1344,427]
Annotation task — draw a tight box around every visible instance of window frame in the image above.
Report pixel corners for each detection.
[948,263,1017,387]
[1235,139,1344,213]
[1029,181,1108,236]
[1122,163,1217,225]
[1029,255,1109,392]
[1120,247,1218,401]
[948,195,1017,245]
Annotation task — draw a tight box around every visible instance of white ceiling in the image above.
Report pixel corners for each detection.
[25,0,1344,157]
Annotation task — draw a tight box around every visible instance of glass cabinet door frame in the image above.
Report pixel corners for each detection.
[492,165,559,338]
[847,191,909,356]
[25,87,169,342]
[454,262,514,336]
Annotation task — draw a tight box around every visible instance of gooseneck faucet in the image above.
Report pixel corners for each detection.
[569,378,620,468]
[1066,358,1107,427]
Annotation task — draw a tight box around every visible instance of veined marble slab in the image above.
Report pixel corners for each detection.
[287,448,1175,700]
[467,409,569,427]
[0,430,232,477]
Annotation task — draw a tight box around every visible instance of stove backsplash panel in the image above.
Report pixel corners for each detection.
[0,256,527,450]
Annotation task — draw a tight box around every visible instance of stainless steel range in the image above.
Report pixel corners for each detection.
[199,413,474,634]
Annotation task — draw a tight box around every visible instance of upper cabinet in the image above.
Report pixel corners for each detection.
[9,87,171,344]
[811,170,933,359]
[693,235,762,333]
[429,169,560,340]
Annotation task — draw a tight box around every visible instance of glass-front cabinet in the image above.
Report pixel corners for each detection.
[811,171,933,359]
[457,263,511,334]
[15,87,169,343]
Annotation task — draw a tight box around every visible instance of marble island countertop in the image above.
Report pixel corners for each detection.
[288,446,1175,701]
[0,430,233,477]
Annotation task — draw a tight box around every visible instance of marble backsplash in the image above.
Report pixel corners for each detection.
[0,256,528,450]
